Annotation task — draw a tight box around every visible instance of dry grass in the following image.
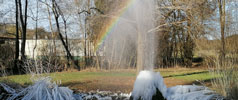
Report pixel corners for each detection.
[210,58,238,99]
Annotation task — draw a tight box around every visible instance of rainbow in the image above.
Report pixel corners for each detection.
[95,0,136,51]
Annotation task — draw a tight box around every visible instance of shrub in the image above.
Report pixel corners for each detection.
[210,57,238,99]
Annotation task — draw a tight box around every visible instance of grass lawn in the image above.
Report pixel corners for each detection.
[0,68,214,93]
[0,70,136,85]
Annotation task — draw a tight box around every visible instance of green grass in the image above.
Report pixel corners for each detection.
[0,68,215,87]
[175,72,213,81]
[1,74,32,85]
[157,68,208,77]
[0,71,137,86]
[50,71,136,84]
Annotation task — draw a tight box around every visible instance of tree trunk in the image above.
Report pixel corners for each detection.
[84,18,87,67]
[63,15,70,69]
[14,0,20,74]
[33,0,39,59]
[218,0,226,61]
[19,0,28,62]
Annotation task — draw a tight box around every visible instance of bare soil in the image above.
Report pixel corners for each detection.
[64,76,192,93]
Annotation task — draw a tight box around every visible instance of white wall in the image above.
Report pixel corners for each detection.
[19,39,93,58]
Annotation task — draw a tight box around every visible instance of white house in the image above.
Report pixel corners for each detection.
[19,39,95,58]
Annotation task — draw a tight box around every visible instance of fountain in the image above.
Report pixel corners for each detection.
[98,0,157,70]
[0,0,223,100]
[98,0,223,99]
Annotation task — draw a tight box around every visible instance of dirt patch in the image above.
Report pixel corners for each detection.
[164,78,190,87]
[64,76,135,93]
[64,76,193,93]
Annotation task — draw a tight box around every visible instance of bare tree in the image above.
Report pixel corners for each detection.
[77,0,104,68]
[218,0,226,61]
[157,0,216,67]
[51,0,80,70]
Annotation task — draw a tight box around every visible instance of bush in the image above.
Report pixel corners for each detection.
[0,44,15,76]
